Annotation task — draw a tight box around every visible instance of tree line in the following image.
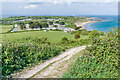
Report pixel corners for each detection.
[19,21,49,30]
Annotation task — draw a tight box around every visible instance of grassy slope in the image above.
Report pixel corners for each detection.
[2,31,88,43]
[1,25,13,33]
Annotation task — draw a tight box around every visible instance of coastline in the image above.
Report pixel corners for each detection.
[75,16,114,30]
[75,20,99,30]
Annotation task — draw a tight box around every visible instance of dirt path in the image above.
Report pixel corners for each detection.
[13,45,89,78]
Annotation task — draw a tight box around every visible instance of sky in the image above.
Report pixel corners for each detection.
[1,0,119,17]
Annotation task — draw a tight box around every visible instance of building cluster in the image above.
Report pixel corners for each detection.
[11,18,75,32]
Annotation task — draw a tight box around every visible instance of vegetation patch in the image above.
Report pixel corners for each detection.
[62,29,118,78]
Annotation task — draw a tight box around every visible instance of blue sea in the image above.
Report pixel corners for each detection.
[84,15,118,33]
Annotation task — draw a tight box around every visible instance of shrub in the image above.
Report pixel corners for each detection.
[2,41,66,76]
[49,21,53,25]
[74,32,80,40]
[81,29,89,35]
[53,25,58,27]
[60,22,65,25]
[63,30,118,78]
[89,30,100,38]
[61,37,69,43]
[75,27,80,30]
[99,31,104,36]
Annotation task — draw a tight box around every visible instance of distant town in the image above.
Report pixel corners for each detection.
[11,18,76,33]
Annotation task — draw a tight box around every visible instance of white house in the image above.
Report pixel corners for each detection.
[26,24,29,28]
[44,30,47,32]
[64,29,69,32]
[14,24,18,28]
[34,28,41,30]
[51,27,57,30]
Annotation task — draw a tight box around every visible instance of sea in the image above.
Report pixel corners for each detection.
[84,15,118,33]
[2,15,118,33]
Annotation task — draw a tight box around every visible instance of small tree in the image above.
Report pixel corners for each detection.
[53,25,58,27]
[56,21,59,23]
[81,29,89,35]
[89,30,100,38]
[49,21,53,25]
[20,22,25,30]
[99,31,104,36]
[74,32,80,40]
[60,22,65,25]
[61,37,69,43]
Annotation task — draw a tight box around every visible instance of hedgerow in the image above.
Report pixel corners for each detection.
[63,29,118,78]
[2,41,66,76]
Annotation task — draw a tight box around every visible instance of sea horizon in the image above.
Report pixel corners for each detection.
[2,14,118,18]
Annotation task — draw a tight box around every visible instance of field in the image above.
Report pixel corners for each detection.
[1,25,13,33]
[2,31,88,43]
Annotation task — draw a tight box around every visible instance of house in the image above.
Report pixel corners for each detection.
[51,27,57,30]
[64,28,69,32]
[26,24,30,29]
[26,28,32,30]
[14,24,18,28]
[44,30,47,32]
[34,28,41,30]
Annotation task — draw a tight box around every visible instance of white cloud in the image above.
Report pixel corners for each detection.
[53,0,72,5]
[2,0,119,2]
[24,5,38,9]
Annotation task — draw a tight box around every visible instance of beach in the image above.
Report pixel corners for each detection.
[75,20,98,30]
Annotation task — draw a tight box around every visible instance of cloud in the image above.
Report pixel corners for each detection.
[53,0,72,5]
[2,0,119,2]
[24,5,38,9]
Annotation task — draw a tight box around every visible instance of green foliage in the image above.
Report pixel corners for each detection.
[89,30,100,38]
[81,29,89,35]
[99,31,104,36]
[28,21,33,25]
[2,39,66,76]
[55,21,59,23]
[71,30,90,35]
[40,23,49,28]
[63,30,118,78]
[59,22,65,25]
[49,21,53,25]
[61,37,69,43]
[74,32,80,40]
[52,29,61,31]
[20,22,25,30]
[75,27,80,30]
[53,25,58,27]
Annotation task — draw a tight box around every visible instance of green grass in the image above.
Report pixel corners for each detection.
[1,25,13,33]
[2,31,73,43]
[2,31,89,43]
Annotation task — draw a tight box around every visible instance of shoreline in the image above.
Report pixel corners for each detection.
[75,17,113,30]
[75,20,99,30]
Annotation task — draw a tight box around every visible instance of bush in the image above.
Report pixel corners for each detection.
[75,27,80,30]
[52,29,61,31]
[2,41,66,76]
[53,25,58,27]
[99,31,104,36]
[60,22,65,25]
[81,29,89,35]
[61,37,69,43]
[74,32,80,40]
[63,30,118,78]
[49,21,53,25]
[89,30,100,38]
